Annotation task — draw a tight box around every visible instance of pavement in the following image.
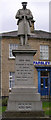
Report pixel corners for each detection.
[1,117,51,120]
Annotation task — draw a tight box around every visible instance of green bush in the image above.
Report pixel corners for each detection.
[2,106,7,113]
[2,97,8,106]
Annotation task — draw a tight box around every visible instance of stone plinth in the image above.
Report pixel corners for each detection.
[7,86,42,111]
[4,47,44,118]
[7,49,42,111]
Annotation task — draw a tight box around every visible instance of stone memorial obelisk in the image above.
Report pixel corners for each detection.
[4,2,44,118]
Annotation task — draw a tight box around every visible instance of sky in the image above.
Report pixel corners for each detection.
[0,0,51,33]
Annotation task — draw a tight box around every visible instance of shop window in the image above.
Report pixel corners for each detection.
[41,71,49,90]
[41,71,49,77]
[9,72,15,90]
[41,78,43,88]
[40,45,49,60]
[45,78,48,88]
[9,44,18,58]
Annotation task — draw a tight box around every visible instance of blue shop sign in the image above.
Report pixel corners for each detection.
[33,61,50,65]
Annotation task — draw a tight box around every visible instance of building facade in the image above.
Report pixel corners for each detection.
[0,36,1,97]
[0,29,51,97]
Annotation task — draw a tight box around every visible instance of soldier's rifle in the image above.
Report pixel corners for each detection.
[23,14,27,45]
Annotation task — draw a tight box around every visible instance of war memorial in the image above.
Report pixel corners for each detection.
[2,2,50,120]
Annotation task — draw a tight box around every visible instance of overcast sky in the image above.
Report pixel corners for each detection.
[0,0,50,33]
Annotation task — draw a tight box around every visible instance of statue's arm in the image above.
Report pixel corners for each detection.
[15,10,22,20]
[26,10,33,20]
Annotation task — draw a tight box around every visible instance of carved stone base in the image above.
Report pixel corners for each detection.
[5,49,45,119]
[2,111,45,118]
[7,87,42,111]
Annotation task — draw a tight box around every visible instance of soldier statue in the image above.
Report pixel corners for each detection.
[15,2,33,45]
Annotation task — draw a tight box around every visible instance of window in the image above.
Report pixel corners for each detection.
[41,78,43,88]
[41,71,49,89]
[41,71,49,77]
[9,44,18,58]
[40,45,49,60]
[9,72,15,89]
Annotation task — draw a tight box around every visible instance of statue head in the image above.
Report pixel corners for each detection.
[22,2,27,10]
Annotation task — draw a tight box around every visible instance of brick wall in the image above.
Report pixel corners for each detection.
[0,37,1,96]
[1,37,51,96]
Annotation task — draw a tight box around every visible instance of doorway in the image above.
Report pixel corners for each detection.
[41,71,49,96]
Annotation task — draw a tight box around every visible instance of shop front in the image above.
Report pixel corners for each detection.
[33,61,51,97]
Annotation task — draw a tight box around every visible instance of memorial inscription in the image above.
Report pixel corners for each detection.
[18,103,32,111]
[15,55,34,85]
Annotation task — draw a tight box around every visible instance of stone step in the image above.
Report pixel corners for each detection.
[7,101,42,111]
[2,117,51,120]
[9,93,40,101]
[2,111,45,118]
[11,87,38,93]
